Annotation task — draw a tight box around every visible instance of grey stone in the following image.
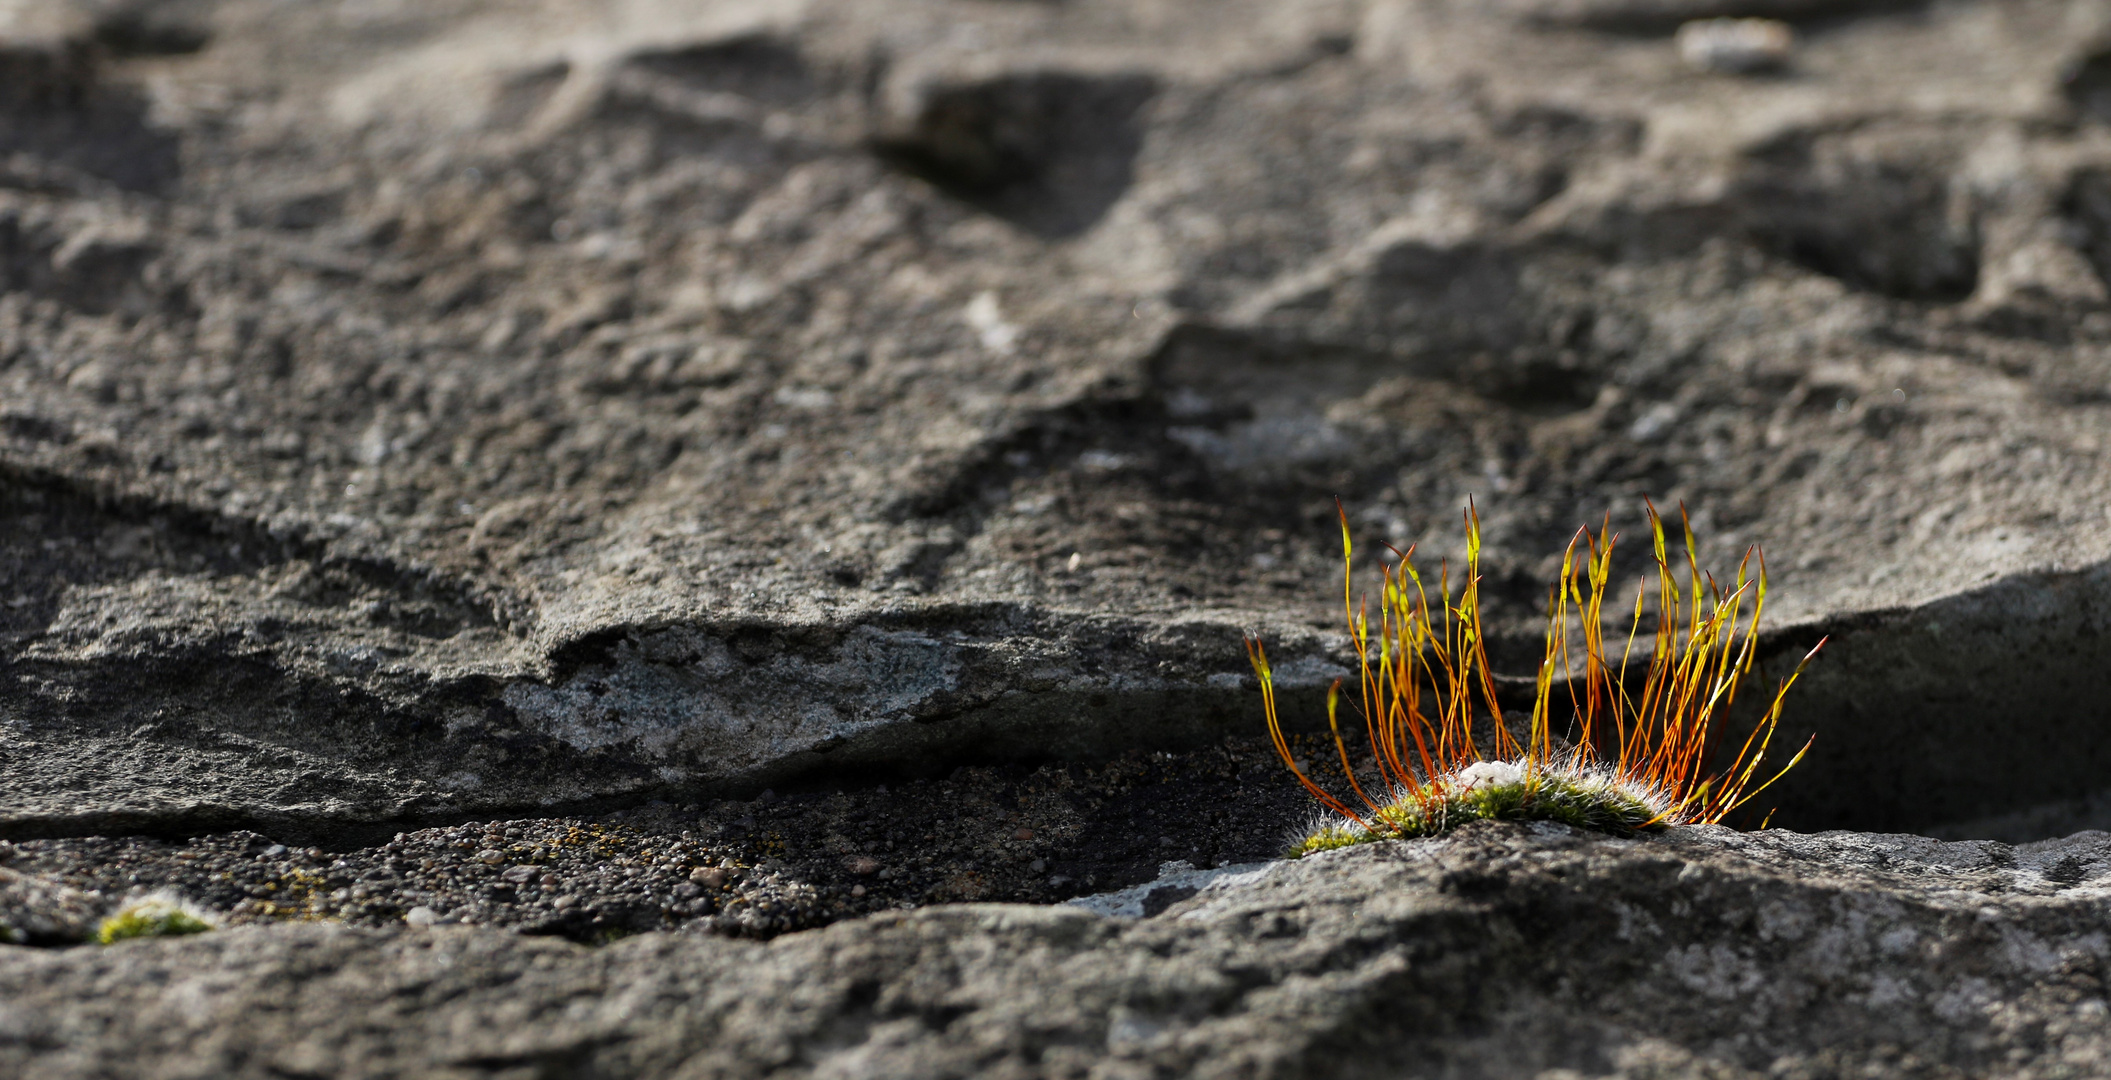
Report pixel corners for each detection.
[1492,0,1901,30]
[1064,858,1274,919]
[0,867,101,945]
[7,824,2111,1077]
[2,0,2111,846]
[1676,18,1795,75]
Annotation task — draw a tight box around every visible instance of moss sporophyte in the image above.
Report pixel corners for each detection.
[1247,501,1825,857]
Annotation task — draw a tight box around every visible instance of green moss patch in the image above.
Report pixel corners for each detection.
[97,897,215,944]
[1287,764,1671,858]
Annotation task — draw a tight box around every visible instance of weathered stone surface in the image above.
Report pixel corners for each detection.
[0,747,1327,942]
[0,865,101,945]
[6,824,2111,1078]
[6,0,2111,842]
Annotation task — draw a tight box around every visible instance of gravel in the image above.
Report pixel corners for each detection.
[0,741,1312,943]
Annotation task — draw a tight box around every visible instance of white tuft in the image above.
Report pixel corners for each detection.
[1452,760,1525,791]
[1287,807,1362,852]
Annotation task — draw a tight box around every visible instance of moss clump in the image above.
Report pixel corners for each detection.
[1294,824,1368,857]
[1286,762,1669,858]
[97,896,216,944]
[1251,502,1824,860]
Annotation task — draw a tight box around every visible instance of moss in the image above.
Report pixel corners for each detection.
[97,896,215,944]
[1287,764,1670,857]
[246,868,334,921]
[1253,502,1823,854]
[1293,825,1368,857]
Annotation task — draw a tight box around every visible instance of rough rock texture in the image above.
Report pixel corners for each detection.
[7,823,2111,1078]
[0,864,101,945]
[6,0,2111,839]
[15,3,2111,1072]
[0,744,1324,941]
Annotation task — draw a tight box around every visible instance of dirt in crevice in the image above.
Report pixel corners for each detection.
[3,740,1316,943]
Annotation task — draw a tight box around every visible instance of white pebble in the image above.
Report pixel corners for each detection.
[1677,18,1793,75]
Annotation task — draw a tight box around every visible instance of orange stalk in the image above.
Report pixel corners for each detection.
[1247,501,1826,849]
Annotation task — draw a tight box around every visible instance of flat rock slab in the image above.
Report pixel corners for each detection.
[6,0,2111,839]
[7,823,2111,1078]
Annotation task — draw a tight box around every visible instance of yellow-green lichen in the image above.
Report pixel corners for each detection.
[97,896,215,944]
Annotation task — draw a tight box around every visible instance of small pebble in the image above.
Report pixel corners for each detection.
[1676,18,1793,75]
[0,742,1293,945]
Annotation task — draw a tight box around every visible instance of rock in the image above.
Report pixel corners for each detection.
[6,825,2111,1076]
[1495,0,1878,30]
[1676,17,1794,74]
[0,0,2108,858]
[1064,858,1273,919]
[0,866,101,944]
